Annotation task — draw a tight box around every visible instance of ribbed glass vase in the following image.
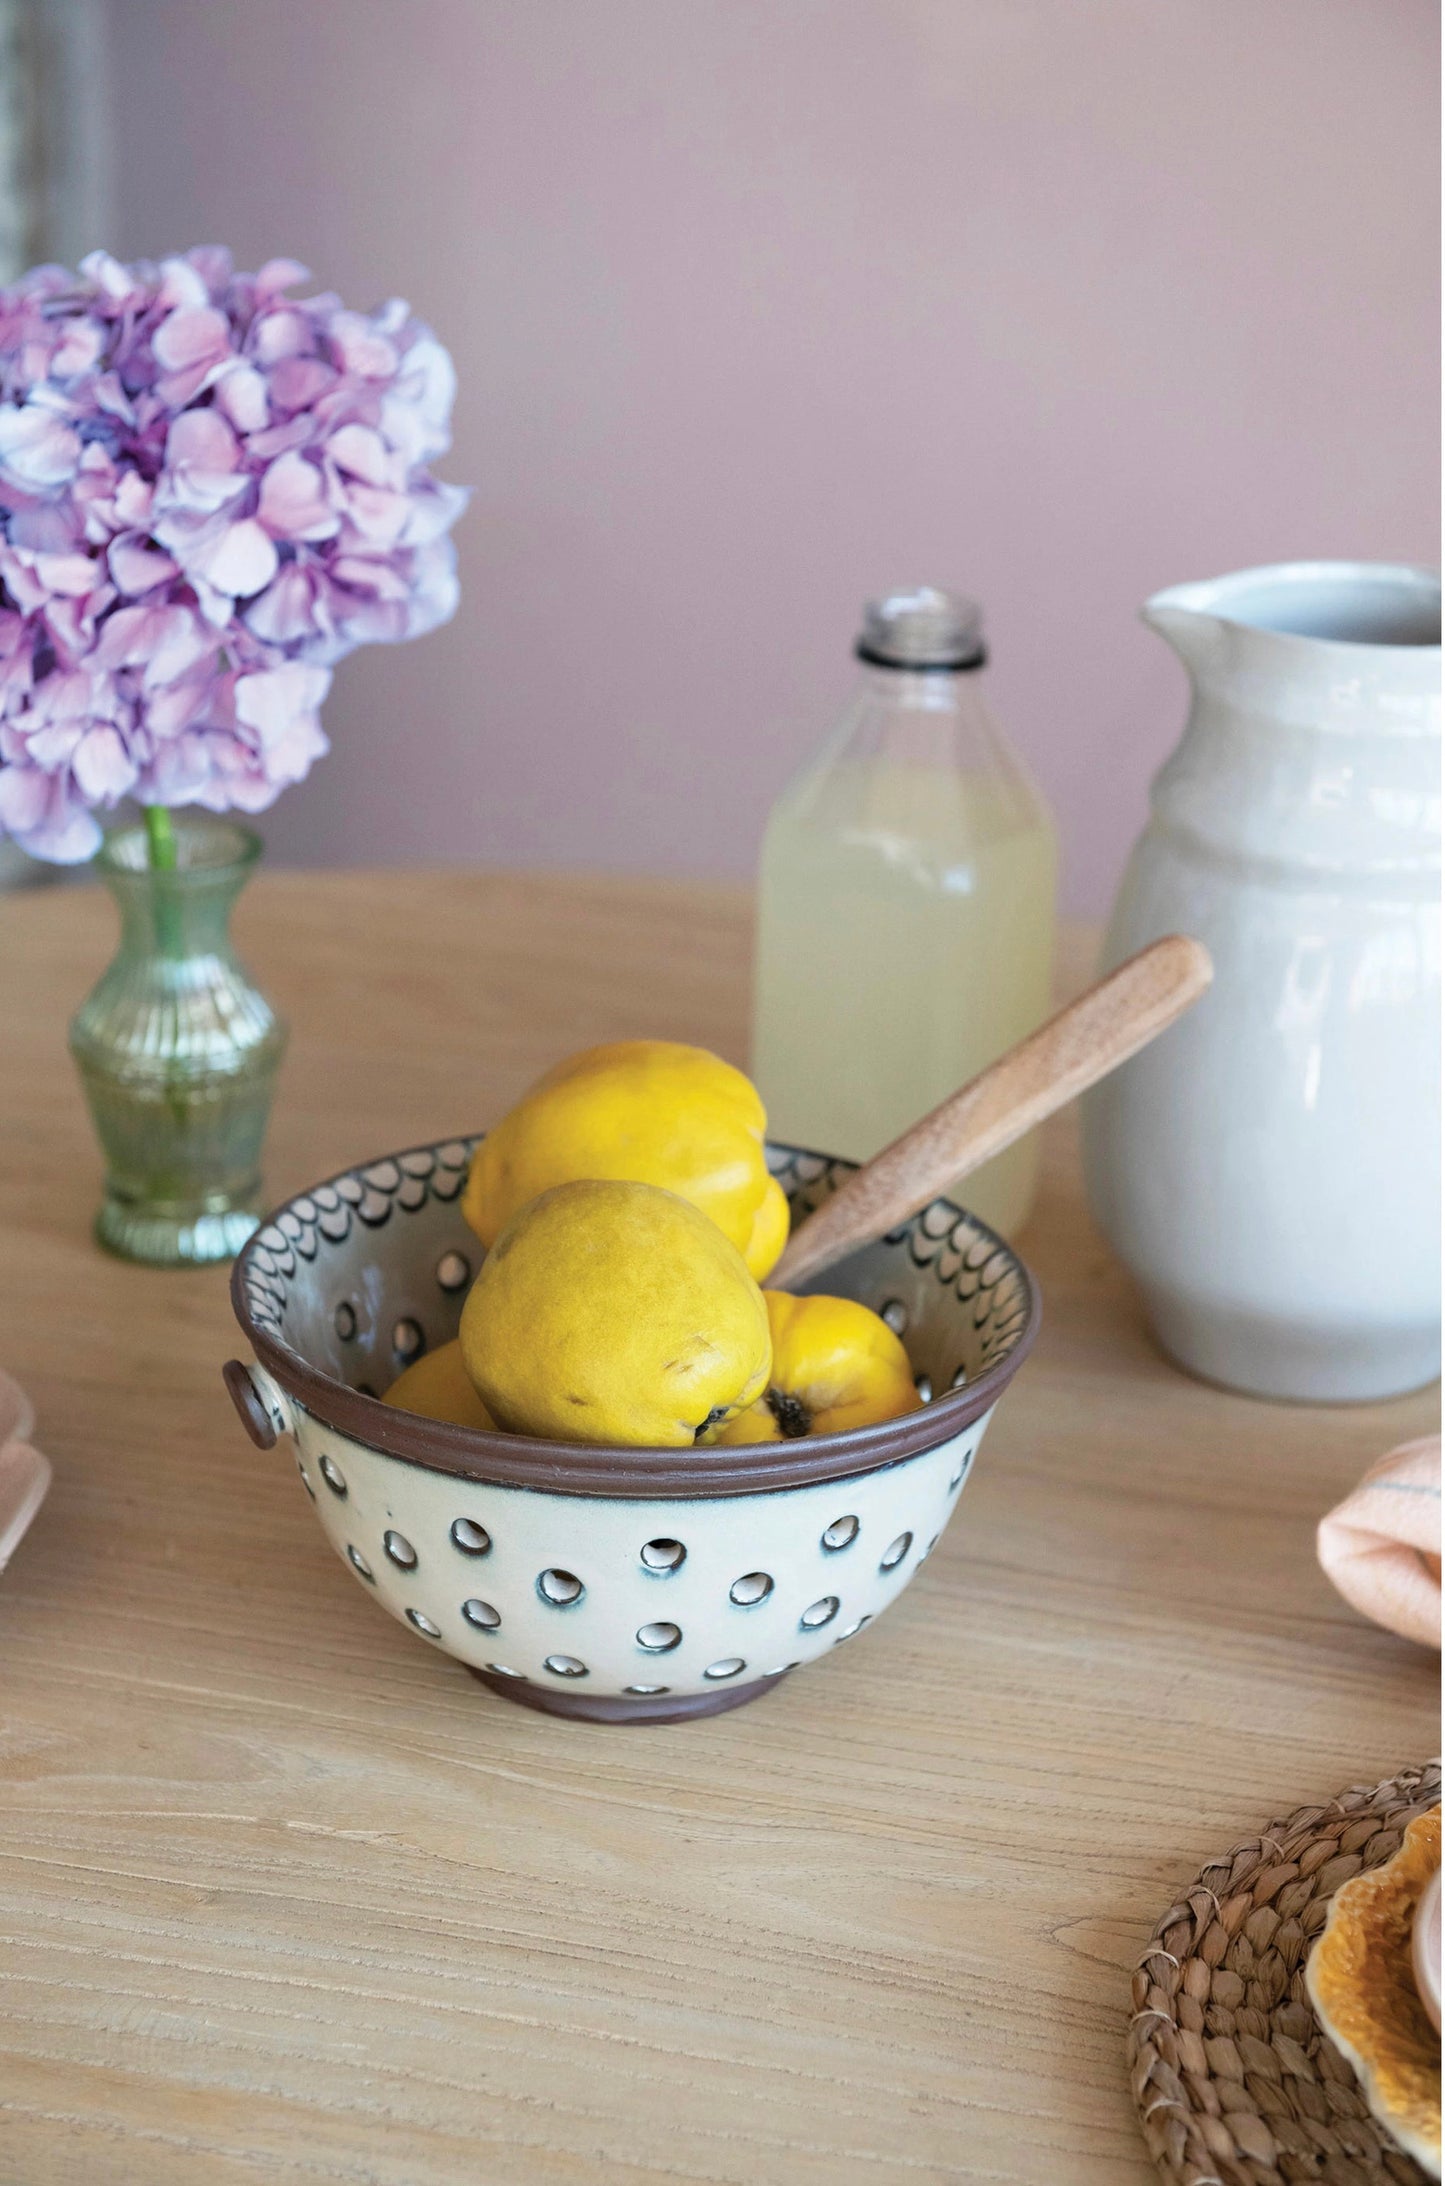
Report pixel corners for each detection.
[69,815,287,1266]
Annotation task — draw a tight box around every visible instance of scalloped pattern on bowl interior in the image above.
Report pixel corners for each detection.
[238,1137,1034,1415]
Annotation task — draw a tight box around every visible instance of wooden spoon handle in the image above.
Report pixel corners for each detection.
[770,933,1212,1291]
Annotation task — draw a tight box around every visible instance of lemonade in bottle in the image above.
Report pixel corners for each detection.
[751,588,1057,1237]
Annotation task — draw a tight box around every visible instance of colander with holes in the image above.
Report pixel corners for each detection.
[225,1136,1039,1723]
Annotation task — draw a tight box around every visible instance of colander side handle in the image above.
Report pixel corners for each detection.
[223,1359,293,1449]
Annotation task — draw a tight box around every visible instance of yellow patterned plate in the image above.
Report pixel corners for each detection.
[1307,1807,1442,2178]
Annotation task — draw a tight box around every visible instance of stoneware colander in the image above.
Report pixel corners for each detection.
[225,1137,1039,1723]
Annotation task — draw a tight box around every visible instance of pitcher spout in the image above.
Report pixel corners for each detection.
[1141,579,1225,681]
[1143,561,1441,676]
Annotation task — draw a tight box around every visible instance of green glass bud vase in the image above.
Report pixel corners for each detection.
[69,812,286,1266]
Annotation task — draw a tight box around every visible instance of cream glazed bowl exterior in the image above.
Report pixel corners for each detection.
[225,1137,1040,1724]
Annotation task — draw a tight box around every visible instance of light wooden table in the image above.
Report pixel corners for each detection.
[0,871,1436,2186]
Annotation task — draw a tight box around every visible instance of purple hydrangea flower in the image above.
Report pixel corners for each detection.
[0,247,466,860]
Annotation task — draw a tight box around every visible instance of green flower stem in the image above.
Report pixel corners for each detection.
[142,806,188,1118]
[143,802,177,870]
[142,803,184,962]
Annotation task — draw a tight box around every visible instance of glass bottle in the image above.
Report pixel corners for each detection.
[751,588,1057,1237]
[69,815,287,1266]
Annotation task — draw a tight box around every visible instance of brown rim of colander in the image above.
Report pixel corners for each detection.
[228,1156,1041,1500]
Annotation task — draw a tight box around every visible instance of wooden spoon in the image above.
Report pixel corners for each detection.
[770,933,1212,1291]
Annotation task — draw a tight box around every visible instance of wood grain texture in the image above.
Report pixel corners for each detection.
[0,871,1436,2186]
[772,934,1213,1289]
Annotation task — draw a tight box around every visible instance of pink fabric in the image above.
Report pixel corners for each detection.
[0,1365,50,1575]
[1318,1437,1442,1649]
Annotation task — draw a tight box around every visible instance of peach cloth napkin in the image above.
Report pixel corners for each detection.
[0,1366,51,1575]
[1318,1436,1441,1649]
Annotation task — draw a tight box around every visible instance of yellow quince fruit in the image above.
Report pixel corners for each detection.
[714,1291,921,1442]
[383,1339,497,1432]
[459,1178,772,1446]
[462,1039,790,1281]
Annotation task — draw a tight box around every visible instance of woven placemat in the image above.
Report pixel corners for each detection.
[1129,1762,1441,2186]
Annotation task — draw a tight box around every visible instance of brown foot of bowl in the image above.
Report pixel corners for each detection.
[467,1667,788,1723]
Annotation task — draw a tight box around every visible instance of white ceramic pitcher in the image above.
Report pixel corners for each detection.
[1083,561,1440,1403]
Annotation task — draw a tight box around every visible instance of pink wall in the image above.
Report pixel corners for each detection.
[107,0,1439,913]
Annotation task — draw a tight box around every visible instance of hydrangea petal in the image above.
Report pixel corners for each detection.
[156,257,214,311]
[337,482,408,548]
[214,362,270,434]
[114,471,153,527]
[255,258,309,296]
[234,661,331,750]
[267,355,336,412]
[251,308,313,367]
[23,720,84,767]
[328,424,399,489]
[152,303,231,373]
[79,250,148,305]
[329,310,398,378]
[8,502,84,553]
[162,407,246,513]
[243,560,326,649]
[402,478,471,546]
[32,800,103,861]
[192,517,279,598]
[109,532,179,595]
[2,766,102,860]
[0,761,49,830]
[34,550,99,598]
[0,405,82,488]
[258,451,339,541]
[73,724,138,800]
[51,320,105,378]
